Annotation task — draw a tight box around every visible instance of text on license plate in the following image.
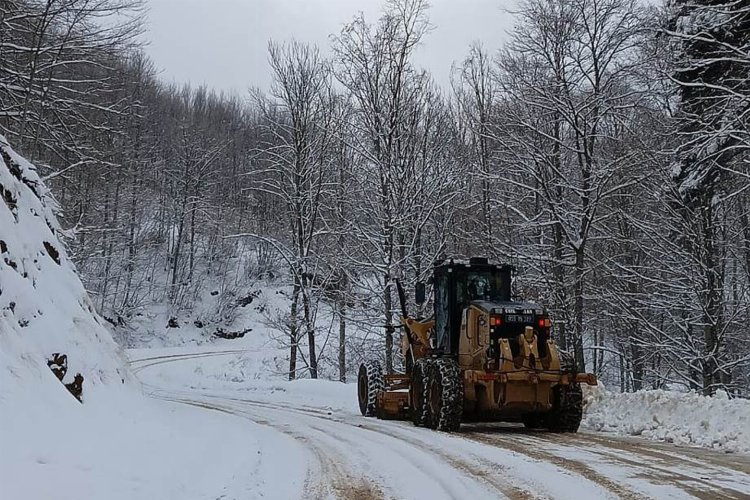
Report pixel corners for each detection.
[505,314,533,323]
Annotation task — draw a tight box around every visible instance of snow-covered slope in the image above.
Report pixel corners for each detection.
[583,384,750,453]
[0,137,290,500]
[0,134,131,401]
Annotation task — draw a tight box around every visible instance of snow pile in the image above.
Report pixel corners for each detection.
[582,384,750,453]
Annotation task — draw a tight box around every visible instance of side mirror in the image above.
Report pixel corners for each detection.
[415,282,426,305]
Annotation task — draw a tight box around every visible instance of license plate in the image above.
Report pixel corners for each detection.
[505,314,533,323]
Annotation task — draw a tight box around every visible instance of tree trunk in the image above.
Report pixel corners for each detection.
[631,337,643,391]
[188,198,197,281]
[384,272,393,374]
[123,152,139,310]
[700,197,721,395]
[289,281,300,381]
[573,247,586,372]
[552,221,567,351]
[742,199,750,282]
[303,281,317,379]
[338,297,347,383]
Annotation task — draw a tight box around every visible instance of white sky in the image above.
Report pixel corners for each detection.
[143,0,517,95]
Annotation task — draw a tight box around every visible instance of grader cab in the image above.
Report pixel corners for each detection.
[357,257,597,432]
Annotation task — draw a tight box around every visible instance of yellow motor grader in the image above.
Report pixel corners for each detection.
[357,257,597,432]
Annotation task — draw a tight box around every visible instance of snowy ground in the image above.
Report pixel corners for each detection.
[1,382,305,500]
[124,328,750,500]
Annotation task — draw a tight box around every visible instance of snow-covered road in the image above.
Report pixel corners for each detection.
[130,348,750,500]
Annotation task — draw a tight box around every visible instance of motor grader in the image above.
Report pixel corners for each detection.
[357,257,597,432]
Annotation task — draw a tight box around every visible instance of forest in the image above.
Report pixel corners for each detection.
[1,0,748,396]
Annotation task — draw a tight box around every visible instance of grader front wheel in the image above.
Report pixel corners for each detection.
[410,358,433,427]
[358,360,384,417]
[426,358,463,432]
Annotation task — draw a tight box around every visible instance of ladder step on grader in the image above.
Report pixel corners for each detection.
[358,257,597,432]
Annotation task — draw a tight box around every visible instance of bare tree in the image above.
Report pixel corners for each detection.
[0,0,144,161]
[492,0,646,371]
[332,0,458,373]
[663,0,750,393]
[252,40,335,379]
[451,43,499,259]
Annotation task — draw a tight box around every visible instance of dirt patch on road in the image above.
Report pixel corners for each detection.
[332,478,384,500]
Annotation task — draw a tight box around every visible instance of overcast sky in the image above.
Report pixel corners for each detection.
[143,0,517,95]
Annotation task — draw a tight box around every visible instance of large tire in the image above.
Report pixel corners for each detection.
[544,382,583,432]
[358,360,384,417]
[426,358,463,432]
[543,350,583,432]
[410,358,433,427]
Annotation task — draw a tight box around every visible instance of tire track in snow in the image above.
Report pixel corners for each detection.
[135,355,532,498]
[164,395,500,500]
[165,392,613,500]
[462,430,648,499]
[576,432,750,475]
[351,423,540,500]
[135,355,537,498]
[245,420,385,500]
[462,426,750,500]
[161,395,383,500]
[545,433,750,499]
[189,395,551,498]
[196,393,750,500]
[235,408,386,500]
[304,420,536,500]
[133,353,750,500]
[128,349,251,373]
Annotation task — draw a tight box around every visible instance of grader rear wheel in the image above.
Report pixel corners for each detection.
[357,360,384,417]
[544,351,584,432]
[544,382,583,432]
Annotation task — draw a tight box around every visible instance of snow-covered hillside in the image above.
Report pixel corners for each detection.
[0,137,296,500]
[0,135,130,396]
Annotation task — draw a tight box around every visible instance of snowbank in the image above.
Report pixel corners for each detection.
[582,384,750,454]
